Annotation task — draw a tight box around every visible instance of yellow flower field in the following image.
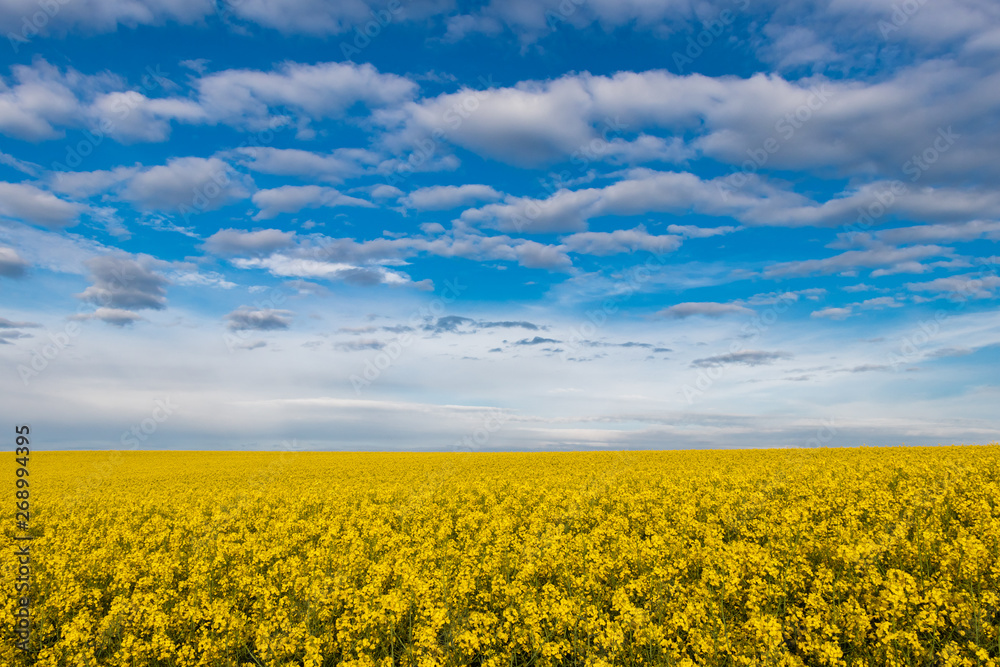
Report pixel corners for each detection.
[3,446,999,666]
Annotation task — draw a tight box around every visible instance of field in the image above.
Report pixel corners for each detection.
[3,447,999,667]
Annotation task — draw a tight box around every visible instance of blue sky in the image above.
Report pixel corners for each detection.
[1,0,999,450]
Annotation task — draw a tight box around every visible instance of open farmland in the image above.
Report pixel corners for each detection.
[3,446,1000,666]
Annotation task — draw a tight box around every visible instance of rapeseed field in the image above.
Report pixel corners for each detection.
[3,446,999,666]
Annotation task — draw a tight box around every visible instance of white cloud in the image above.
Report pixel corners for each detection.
[221,0,452,36]
[195,61,417,132]
[765,243,949,277]
[229,146,379,183]
[877,220,1000,245]
[905,273,1000,299]
[120,157,251,212]
[2,59,416,144]
[0,245,28,277]
[371,184,404,200]
[203,228,297,256]
[0,150,41,176]
[656,302,755,318]
[857,296,903,310]
[745,288,826,305]
[0,182,85,228]
[233,254,425,288]
[0,0,210,36]
[88,92,207,142]
[384,60,1000,190]
[69,307,145,327]
[811,307,853,320]
[225,306,294,331]
[561,226,683,255]
[76,255,169,310]
[251,185,374,220]
[48,166,139,198]
[0,60,101,140]
[401,184,503,210]
[666,224,741,238]
[460,169,797,233]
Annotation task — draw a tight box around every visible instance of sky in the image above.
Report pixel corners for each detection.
[1,0,999,451]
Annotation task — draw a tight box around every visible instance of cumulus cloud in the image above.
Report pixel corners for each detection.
[228,146,379,183]
[251,185,374,220]
[857,296,903,310]
[765,244,949,278]
[0,246,28,277]
[656,302,755,318]
[1,58,418,144]
[47,166,139,199]
[371,184,404,200]
[401,184,503,210]
[194,61,416,132]
[666,224,742,238]
[811,307,853,320]
[877,220,1000,245]
[0,0,210,38]
[561,226,683,255]
[225,306,294,331]
[120,157,251,212]
[905,273,1000,299]
[745,288,826,305]
[459,169,804,234]
[0,60,105,140]
[219,0,453,37]
[0,182,85,228]
[232,254,428,289]
[203,228,297,256]
[76,255,169,310]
